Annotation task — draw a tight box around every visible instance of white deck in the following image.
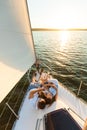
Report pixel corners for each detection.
[13,82,87,130]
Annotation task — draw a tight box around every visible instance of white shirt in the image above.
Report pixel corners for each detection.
[29,90,39,110]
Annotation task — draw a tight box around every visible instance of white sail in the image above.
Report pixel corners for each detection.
[0,0,36,102]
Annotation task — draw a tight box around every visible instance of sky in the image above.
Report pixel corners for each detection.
[28,0,87,29]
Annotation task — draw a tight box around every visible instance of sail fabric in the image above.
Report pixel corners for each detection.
[0,0,36,102]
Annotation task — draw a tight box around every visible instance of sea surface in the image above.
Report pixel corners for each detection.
[33,31,87,101]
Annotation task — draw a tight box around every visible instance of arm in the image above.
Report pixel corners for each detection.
[28,87,45,99]
[43,83,57,91]
[51,84,58,100]
[43,83,58,100]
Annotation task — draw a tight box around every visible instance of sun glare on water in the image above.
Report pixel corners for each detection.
[59,31,70,48]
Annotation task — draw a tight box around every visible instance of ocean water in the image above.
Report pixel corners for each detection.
[33,31,87,100]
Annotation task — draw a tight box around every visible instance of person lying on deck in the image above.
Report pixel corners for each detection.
[28,87,56,109]
[28,81,58,109]
[29,77,58,100]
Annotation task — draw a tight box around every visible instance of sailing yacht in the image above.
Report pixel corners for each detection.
[0,0,87,130]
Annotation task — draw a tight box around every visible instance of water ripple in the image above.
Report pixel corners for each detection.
[33,31,87,101]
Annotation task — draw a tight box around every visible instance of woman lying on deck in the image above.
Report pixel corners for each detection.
[28,78,58,109]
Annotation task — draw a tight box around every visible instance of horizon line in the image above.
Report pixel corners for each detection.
[32,28,87,31]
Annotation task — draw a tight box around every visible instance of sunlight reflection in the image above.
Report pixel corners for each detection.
[59,31,70,49]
